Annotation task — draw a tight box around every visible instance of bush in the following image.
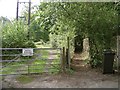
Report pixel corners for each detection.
[2,21,36,48]
[49,31,75,57]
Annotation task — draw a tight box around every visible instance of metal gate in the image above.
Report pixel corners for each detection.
[0,48,62,76]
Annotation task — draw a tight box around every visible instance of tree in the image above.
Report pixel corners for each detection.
[25,2,118,67]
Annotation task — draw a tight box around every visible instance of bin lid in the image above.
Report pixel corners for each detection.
[103,49,115,54]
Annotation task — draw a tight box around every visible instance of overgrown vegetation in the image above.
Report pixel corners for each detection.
[28,2,118,67]
[2,20,36,48]
[1,2,119,68]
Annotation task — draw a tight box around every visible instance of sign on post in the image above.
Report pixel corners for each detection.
[22,49,33,56]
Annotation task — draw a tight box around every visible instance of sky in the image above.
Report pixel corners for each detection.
[0,0,118,20]
[0,0,40,20]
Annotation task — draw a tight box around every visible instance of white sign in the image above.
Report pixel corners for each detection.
[22,49,33,56]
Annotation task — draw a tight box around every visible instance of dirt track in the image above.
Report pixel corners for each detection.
[2,67,118,88]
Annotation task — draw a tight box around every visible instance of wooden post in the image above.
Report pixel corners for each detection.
[62,47,66,72]
[27,0,31,40]
[117,36,120,72]
[66,48,69,68]
[67,37,70,69]
[16,0,19,21]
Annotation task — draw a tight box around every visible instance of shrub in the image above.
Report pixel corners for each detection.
[2,21,36,48]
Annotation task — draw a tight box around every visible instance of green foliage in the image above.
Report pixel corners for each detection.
[26,3,58,42]
[49,22,75,54]
[22,2,118,68]
[85,3,117,67]
[2,21,36,48]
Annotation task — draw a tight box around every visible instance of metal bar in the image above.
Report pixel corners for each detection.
[30,70,59,73]
[1,64,60,71]
[50,53,60,55]
[1,65,27,68]
[33,58,59,61]
[0,54,21,56]
[0,60,27,62]
[11,69,28,71]
[1,67,60,76]
[0,48,23,50]
[0,73,28,76]
[33,48,61,50]
[1,64,60,69]
[0,53,43,56]
[36,58,59,60]
[1,58,59,63]
[1,73,38,76]
[0,53,60,56]
[18,2,30,3]
[28,67,60,70]
[3,64,27,66]
[30,64,60,66]
[0,48,61,50]
[2,69,27,72]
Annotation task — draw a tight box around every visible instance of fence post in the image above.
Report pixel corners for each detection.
[117,36,120,73]
[62,47,66,72]
[67,37,70,69]
[66,48,69,68]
